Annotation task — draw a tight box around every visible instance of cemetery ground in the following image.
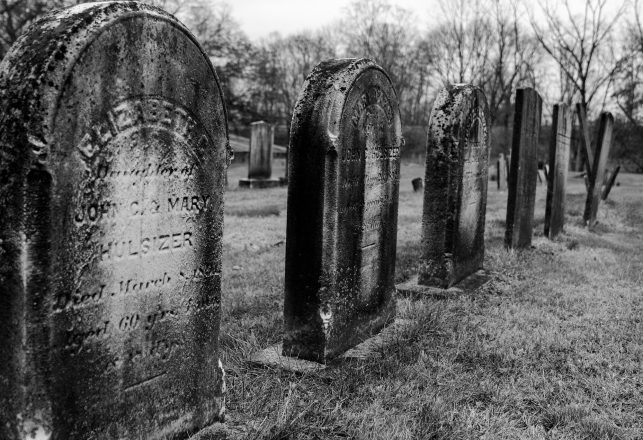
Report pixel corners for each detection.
[219,162,643,440]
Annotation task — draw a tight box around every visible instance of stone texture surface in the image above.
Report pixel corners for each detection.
[545,104,572,239]
[417,84,490,288]
[505,88,542,248]
[248,121,273,179]
[0,3,229,439]
[584,112,614,227]
[283,58,402,363]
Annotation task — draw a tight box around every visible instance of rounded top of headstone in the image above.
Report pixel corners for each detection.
[0,1,225,169]
[428,84,489,148]
[290,57,402,153]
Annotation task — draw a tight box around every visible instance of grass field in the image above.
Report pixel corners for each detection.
[218,162,643,440]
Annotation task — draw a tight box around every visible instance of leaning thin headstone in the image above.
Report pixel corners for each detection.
[576,103,595,180]
[497,153,507,190]
[0,3,228,439]
[280,58,402,363]
[602,165,620,200]
[239,121,281,188]
[544,103,572,239]
[397,84,490,296]
[584,112,614,227]
[505,88,542,248]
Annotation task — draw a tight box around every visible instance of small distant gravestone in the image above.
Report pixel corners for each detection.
[239,121,281,188]
[544,103,572,239]
[280,58,402,363]
[0,3,227,439]
[584,112,614,227]
[397,84,490,295]
[497,153,507,190]
[412,177,424,192]
[505,88,542,249]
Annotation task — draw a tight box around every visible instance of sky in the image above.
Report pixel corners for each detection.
[228,0,625,41]
[230,0,434,40]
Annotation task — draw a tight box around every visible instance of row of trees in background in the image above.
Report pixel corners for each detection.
[1,0,642,170]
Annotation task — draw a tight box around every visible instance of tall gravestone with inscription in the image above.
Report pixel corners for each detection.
[0,3,229,439]
[505,88,542,249]
[282,58,402,363]
[397,84,490,295]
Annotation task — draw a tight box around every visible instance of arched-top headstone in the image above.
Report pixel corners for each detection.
[283,58,403,363]
[397,84,490,295]
[0,3,229,439]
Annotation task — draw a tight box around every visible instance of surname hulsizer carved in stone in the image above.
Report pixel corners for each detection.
[0,3,228,439]
[283,58,402,363]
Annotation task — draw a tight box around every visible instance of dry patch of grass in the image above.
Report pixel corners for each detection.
[219,164,643,439]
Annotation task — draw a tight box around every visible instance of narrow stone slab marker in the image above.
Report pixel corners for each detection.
[281,58,402,363]
[544,103,572,239]
[584,112,614,227]
[397,84,490,296]
[497,153,507,190]
[0,3,228,439]
[602,165,620,200]
[505,88,542,249]
[239,120,281,188]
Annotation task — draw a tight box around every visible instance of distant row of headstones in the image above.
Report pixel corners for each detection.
[0,3,614,439]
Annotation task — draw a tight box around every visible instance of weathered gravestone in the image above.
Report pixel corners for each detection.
[505,88,542,249]
[281,58,402,363]
[0,3,228,439]
[239,120,281,188]
[497,153,507,190]
[396,84,490,296]
[584,113,614,227]
[544,103,572,239]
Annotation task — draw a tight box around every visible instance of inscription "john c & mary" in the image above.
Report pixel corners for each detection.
[74,195,212,224]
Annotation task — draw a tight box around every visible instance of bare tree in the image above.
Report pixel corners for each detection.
[611,0,643,171]
[429,0,494,87]
[0,0,68,58]
[529,0,625,110]
[485,0,541,125]
[338,0,428,123]
[248,31,336,127]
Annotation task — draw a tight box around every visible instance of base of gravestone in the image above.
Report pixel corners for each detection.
[187,422,245,440]
[396,270,490,299]
[239,178,282,189]
[249,319,413,373]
